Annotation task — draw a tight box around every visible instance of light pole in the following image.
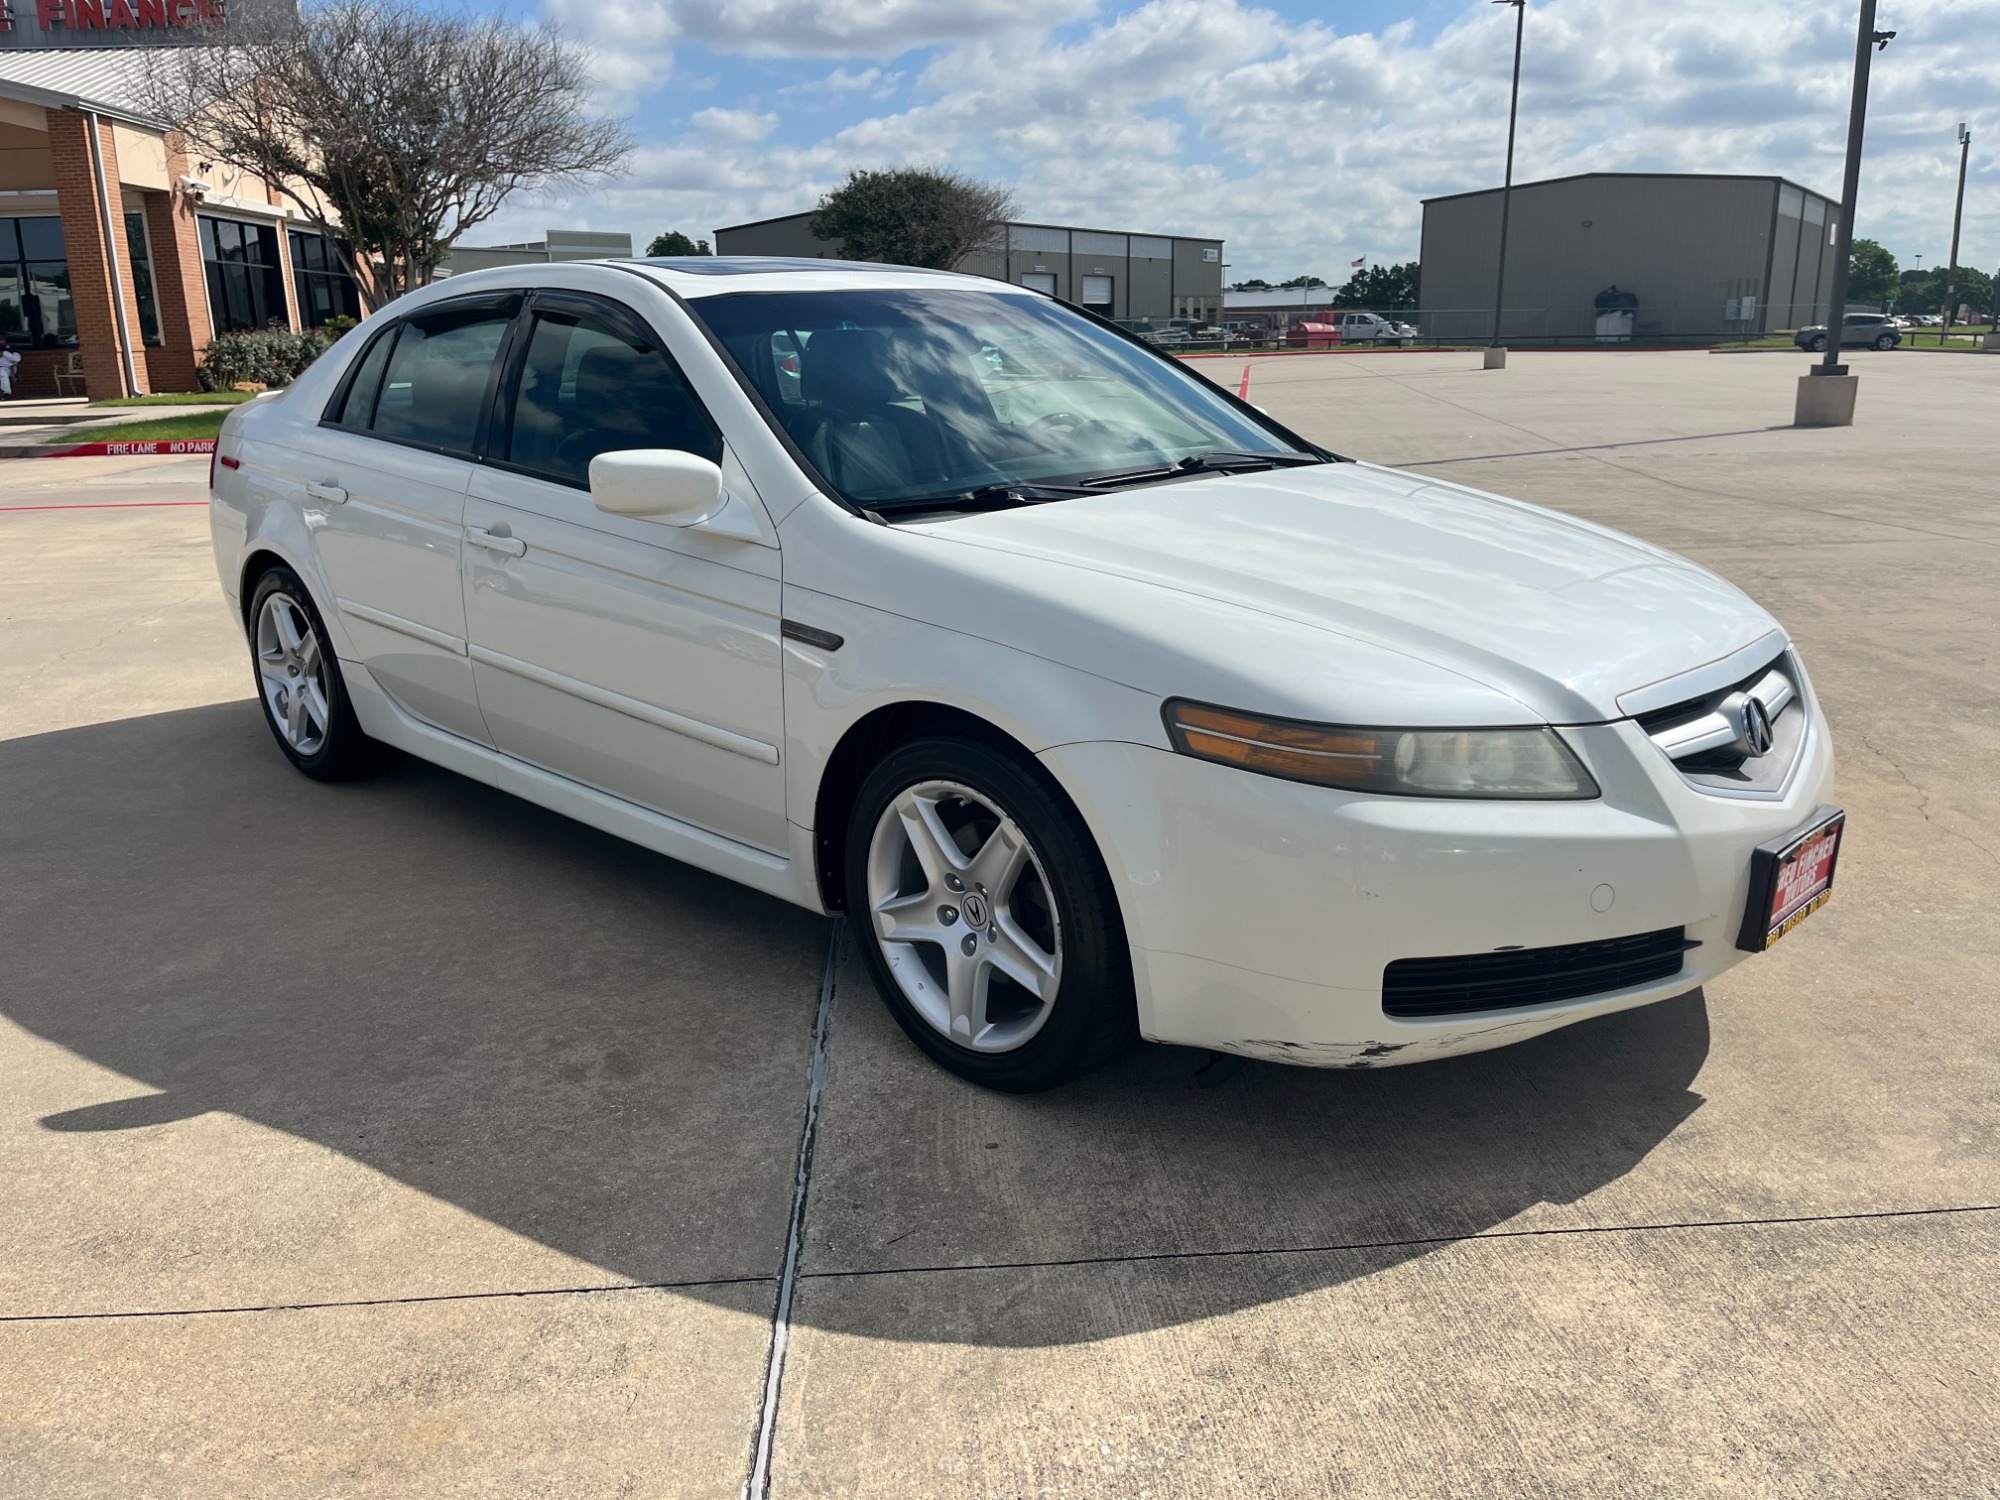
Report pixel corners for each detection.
[1486,0,1525,370]
[1798,0,1894,425]
[1941,122,1971,345]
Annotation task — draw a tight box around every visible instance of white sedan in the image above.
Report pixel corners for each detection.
[210,258,1841,1091]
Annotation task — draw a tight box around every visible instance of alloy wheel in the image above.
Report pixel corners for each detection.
[256,590,331,756]
[865,779,1064,1053]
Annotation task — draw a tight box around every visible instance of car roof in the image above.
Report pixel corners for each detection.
[378,258,1042,322]
[623,256,1013,299]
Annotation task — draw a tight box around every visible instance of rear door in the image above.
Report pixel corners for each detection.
[461,291,787,853]
[297,295,520,745]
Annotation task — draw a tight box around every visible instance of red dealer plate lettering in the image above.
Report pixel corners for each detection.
[1738,808,1845,952]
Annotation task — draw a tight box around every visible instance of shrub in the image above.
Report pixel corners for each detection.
[199,326,335,389]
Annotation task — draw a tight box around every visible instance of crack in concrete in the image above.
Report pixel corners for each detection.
[1858,732,2000,866]
[742,917,844,1500]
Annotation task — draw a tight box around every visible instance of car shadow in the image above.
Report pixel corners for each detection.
[1,702,1708,1347]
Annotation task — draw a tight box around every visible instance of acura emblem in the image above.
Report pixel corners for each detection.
[962,891,992,929]
[1740,696,1774,757]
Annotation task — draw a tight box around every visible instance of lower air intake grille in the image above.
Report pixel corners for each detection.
[1382,927,1691,1018]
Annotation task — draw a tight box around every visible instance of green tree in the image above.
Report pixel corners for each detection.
[139,0,631,310]
[1278,274,1327,288]
[646,230,712,256]
[1332,261,1419,309]
[1845,239,1899,309]
[1895,265,1993,320]
[1228,278,1273,291]
[809,167,1016,270]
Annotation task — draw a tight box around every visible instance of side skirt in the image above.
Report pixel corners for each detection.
[341,656,826,913]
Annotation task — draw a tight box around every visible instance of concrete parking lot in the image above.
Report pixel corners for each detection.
[3,350,1996,1497]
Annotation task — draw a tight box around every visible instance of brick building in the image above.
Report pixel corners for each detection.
[0,50,360,400]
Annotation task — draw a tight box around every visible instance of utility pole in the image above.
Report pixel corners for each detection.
[1485,0,1525,370]
[1941,123,1970,345]
[1798,0,1894,425]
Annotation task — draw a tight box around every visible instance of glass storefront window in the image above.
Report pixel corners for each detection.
[0,217,76,347]
[200,215,289,333]
[124,212,163,346]
[287,230,362,328]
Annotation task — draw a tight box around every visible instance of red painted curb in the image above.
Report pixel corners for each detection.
[0,438,217,459]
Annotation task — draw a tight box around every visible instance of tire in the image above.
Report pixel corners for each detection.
[246,564,399,781]
[1808,334,1828,352]
[846,736,1137,1092]
[1874,333,1896,351]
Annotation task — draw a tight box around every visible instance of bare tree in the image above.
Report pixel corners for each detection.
[809,167,1017,271]
[139,1,630,309]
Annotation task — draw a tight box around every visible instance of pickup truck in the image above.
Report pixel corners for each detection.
[1333,311,1416,345]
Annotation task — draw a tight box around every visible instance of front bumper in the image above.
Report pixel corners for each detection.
[1041,695,1836,1068]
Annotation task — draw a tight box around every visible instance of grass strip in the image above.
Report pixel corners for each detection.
[78,411,228,442]
[89,391,257,408]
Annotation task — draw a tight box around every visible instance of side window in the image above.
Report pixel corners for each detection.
[504,308,723,488]
[327,322,398,429]
[368,302,516,455]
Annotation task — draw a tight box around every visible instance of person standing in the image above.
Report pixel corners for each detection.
[0,337,20,399]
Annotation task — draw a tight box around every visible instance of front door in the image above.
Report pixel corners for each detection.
[296,295,519,745]
[461,293,787,853]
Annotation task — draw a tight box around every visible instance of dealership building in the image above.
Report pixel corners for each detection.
[0,12,362,401]
[1418,172,1843,344]
[715,212,1226,325]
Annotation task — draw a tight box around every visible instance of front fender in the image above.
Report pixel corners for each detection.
[778,580,1167,833]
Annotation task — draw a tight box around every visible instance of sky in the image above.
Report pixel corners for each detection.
[478,0,2000,285]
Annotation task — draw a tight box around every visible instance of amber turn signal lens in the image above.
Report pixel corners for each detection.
[1162,700,1599,800]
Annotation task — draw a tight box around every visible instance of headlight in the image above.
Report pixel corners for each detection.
[1162,700,1600,799]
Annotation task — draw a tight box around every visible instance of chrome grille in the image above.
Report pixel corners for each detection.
[1635,651,1805,794]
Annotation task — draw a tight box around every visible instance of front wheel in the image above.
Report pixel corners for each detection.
[846,737,1137,1091]
[248,565,398,781]
[1808,334,1828,352]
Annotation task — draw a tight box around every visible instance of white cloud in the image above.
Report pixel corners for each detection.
[663,0,1094,56]
[691,106,778,141]
[504,0,2000,284]
[780,66,900,98]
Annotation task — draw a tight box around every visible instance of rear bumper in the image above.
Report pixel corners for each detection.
[1041,702,1836,1068]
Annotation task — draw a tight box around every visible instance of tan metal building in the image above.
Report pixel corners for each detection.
[713,211,1225,325]
[1419,172,1842,344]
[437,228,634,277]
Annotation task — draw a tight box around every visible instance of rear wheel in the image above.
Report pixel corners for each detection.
[248,565,398,781]
[847,736,1136,1092]
[1874,333,1896,351]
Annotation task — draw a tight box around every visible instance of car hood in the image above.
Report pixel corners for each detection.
[903,461,1780,724]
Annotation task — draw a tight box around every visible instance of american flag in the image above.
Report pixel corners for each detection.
[1351,257,1366,267]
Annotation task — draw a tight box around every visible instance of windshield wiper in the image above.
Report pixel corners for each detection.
[1077,448,1326,490]
[1179,449,1326,469]
[866,481,1095,516]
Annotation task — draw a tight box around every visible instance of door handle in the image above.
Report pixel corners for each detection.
[304,481,347,504]
[466,526,527,558]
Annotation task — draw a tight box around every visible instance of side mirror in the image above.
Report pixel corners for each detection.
[588,449,724,526]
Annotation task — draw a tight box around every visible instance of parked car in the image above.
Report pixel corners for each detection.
[1795,313,1900,351]
[1113,318,1187,348]
[1334,311,1416,345]
[211,257,1840,1091]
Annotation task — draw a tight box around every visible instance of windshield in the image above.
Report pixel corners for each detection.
[688,287,1312,509]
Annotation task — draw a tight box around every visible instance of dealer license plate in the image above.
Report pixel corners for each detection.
[1736,806,1845,952]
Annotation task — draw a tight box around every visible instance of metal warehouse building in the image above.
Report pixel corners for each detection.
[1419,172,1842,344]
[715,212,1225,325]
